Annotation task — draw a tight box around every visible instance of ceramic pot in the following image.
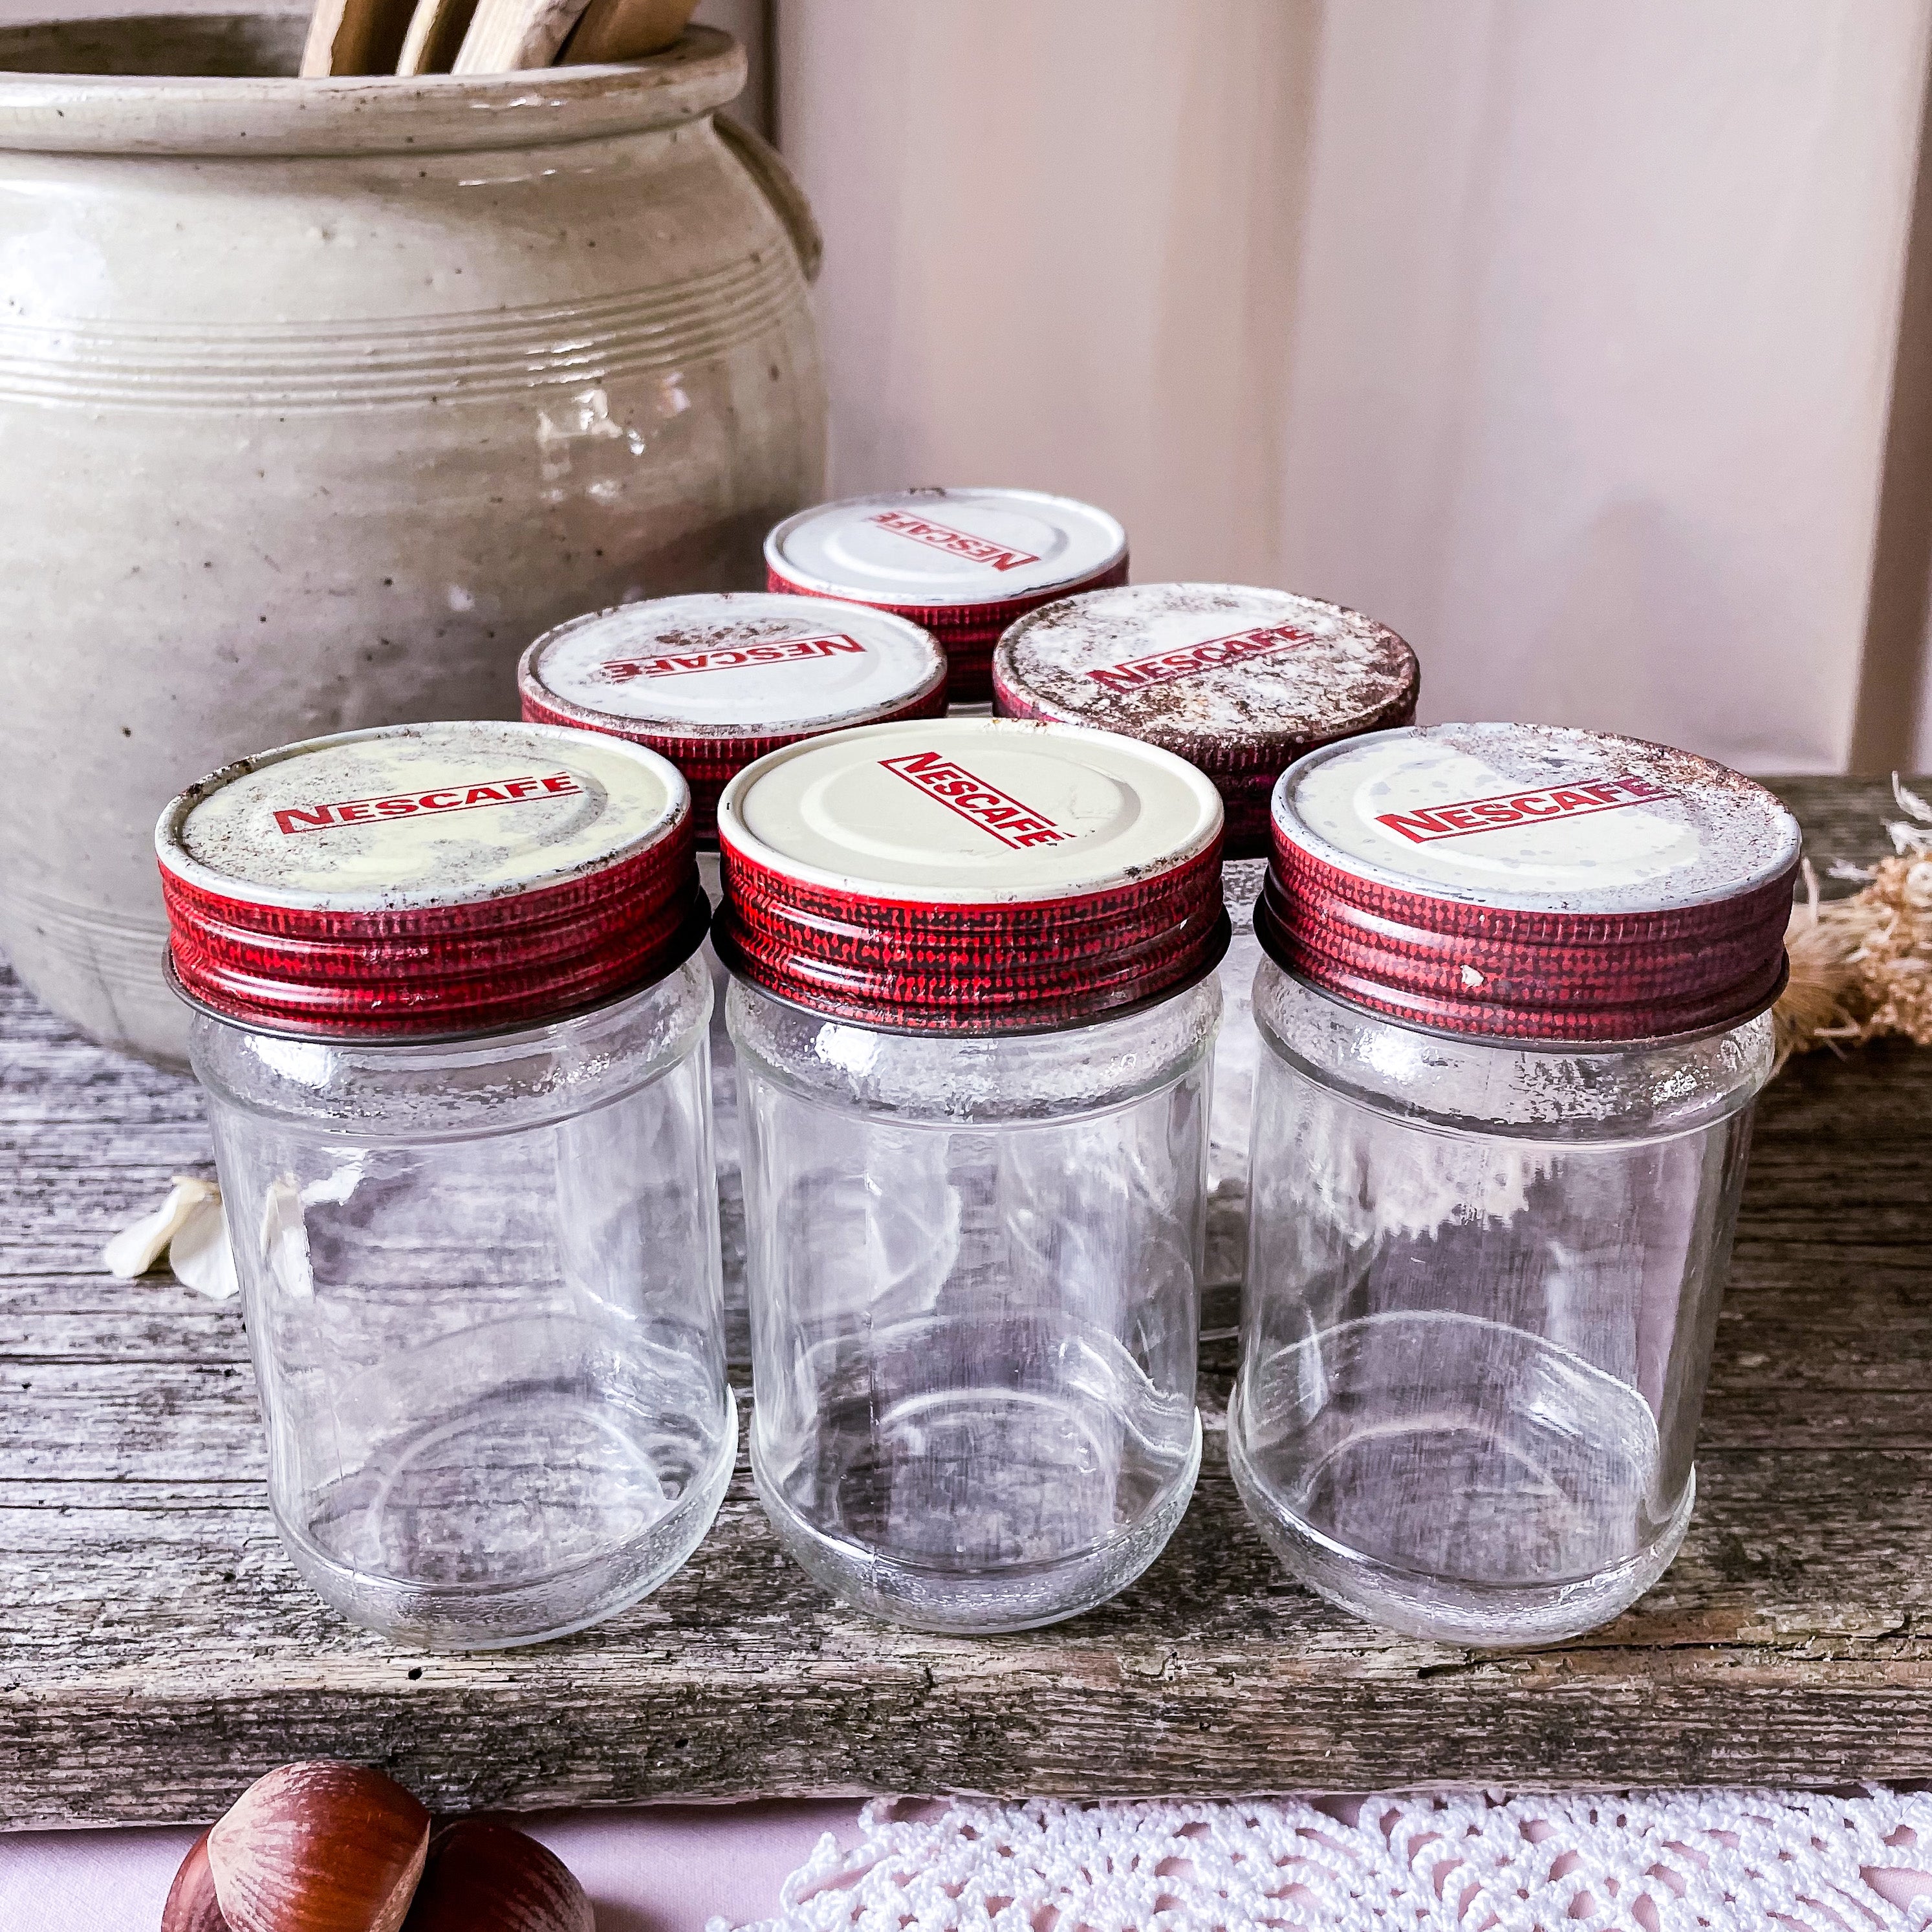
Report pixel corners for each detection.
[0,14,825,1065]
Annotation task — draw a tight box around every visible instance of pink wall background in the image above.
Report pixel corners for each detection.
[776,0,1932,774]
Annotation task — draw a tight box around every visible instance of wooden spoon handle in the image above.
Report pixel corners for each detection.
[451,0,591,73]
[558,0,694,65]
[396,0,480,74]
[301,0,415,75]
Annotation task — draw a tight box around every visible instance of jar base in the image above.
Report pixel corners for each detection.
[276,1386,739,1651]
[752,1411,1202,1634]
[1228,1402,1694,1648]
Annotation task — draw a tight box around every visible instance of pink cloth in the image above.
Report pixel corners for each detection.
[0,1801,864,1931]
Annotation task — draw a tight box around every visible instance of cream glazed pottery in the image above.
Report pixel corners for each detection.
[0,14,826,1064]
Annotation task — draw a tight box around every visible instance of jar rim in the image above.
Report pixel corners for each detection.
[0,16,745,157]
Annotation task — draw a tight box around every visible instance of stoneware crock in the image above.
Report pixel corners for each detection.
[0,14,825,1064]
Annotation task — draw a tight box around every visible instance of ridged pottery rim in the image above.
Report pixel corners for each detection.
[0,14,744,155]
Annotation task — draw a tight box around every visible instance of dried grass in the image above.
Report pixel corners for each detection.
[1773,774,1932,1068]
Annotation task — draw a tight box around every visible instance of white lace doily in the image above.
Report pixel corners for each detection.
[724,1789,1932,1932]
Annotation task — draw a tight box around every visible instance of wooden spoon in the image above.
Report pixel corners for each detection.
[301,0,416,75]
[395,0,481,73]
[559,0,695,65]
[451,0,587,73]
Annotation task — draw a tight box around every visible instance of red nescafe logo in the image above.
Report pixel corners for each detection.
[1085,620,1318,694]
[272,772,583,836]
[867,508,1041,573]
[878,750,1070,850]
[1376,773,1675,845]
[598,634,868,684]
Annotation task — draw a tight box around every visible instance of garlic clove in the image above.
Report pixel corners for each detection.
[261,1178,316,1301]
[169,1195,240,1300]
[162,1831,233,1931]
[208,1761,430,1932]
[401,1820,593,1932]
[102,1175,219,1279]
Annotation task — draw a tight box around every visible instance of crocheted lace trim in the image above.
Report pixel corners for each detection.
[724,1788,1932,1932]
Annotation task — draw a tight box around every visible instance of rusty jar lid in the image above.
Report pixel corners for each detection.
[713,717,1226,1034]
[993,582,1420,861]
[157,721,704,1039]
[1259,722,1803,1043]
[763,489,1128,705]
[518,593,948,844]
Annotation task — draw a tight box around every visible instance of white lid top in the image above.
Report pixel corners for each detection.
[520,594,946,738]
[718,717,1222,904]
[157,721,686,912]
[1279,722,1801,914]
[994,582,1416,756]
[765,490,1127,610]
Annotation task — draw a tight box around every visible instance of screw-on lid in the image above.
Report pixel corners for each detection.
[157,721,704,1038]
[1259,722,1802,1042]
[992,582,1420,860]
[518,593,948,843]
[764,489,1129,704]
[714,717,1226,1033]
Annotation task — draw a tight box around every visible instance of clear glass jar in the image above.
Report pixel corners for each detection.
[731,971,1218,1632]
[715,714,1227,1631]
[191,960,734,1650]
[1228,714,1799,1650]
[160,719,732,1650]
[1231,964,1772,1645]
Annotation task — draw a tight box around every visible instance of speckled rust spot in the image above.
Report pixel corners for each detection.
[994,582,1419,856]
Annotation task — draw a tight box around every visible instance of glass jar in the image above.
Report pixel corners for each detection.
[715,716,1227,1630]
[521,592,947,1368]
[765,488,1128,705]
[992,581,1420,1337]
[158,721,733,1649]
[1230,724,1800,1647]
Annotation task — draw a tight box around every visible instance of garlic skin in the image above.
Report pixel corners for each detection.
[169,1194,239,1299]
[208,1761,430,1932]
[102,1175,238,1298]
[102,1175,219,1279]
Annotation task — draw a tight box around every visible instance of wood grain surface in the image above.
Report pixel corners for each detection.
[1,776,1927,1828]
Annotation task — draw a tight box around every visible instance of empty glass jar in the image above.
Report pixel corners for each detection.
[715,716,1227,1630]
[1230,724,1800,1647]
[520,592,946,1367]
[992,581,1420,1336]
[158,721,733,1649]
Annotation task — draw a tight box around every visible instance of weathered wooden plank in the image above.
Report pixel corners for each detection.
[0,777,1927,1827]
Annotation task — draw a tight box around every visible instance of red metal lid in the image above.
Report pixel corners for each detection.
[157,721,703,1039]
[1260,722,1801,1043]
[763,489,1129,704]
[992,582,1420,860]
[714,717,1226,1034]
[518,592,948,844]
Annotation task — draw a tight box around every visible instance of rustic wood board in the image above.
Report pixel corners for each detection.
[3,776,1929,1828]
